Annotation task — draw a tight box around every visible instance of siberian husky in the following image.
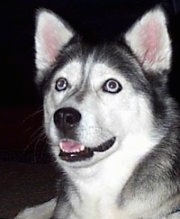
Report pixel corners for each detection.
[16,6,180,219]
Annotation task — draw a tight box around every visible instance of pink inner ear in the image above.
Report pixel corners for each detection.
[42,22,61,64]
[141,19,162,64]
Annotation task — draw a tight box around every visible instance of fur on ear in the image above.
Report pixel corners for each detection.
[35,10,74,82]
[125,7,171,73]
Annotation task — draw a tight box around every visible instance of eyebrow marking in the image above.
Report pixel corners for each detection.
[75,54,95,103]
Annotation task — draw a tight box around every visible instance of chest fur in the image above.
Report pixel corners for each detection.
[67,148,142,218]
[64,135,158,219]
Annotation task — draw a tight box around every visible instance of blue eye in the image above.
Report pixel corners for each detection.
[103,79,122,94]
[55,78,68,91]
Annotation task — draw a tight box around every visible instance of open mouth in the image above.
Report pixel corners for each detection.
[59,137,116,162]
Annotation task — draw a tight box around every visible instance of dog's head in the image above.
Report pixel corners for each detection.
[35,8,171,167]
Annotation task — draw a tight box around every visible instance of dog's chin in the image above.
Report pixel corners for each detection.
[58,137,116,163]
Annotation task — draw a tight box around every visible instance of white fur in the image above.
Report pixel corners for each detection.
[166,213,180,219]
[61,135,161,219]
[15,198,56,219]
[125,7,171,72]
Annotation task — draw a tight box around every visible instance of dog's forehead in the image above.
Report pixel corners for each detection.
[54,54,128,87]
[44,41,149,95]
[55,42,134,79]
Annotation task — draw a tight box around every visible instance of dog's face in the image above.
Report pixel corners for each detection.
[35,8,171,167]
[43,55,153,166]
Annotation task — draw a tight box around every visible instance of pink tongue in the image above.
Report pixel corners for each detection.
[60,140,84,153]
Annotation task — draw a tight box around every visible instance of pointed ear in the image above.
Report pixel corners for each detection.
[125,7,171,73]
[35,10,74,82]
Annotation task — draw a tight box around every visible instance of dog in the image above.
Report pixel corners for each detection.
[16,6,180,219]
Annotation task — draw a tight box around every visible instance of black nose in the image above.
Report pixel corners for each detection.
[54,107,81,131]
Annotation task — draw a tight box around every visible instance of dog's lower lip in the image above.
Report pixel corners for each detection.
[59,137,116,162]
[93,137,116,152]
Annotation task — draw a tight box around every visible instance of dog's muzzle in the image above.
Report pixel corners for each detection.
[53,107,116,162]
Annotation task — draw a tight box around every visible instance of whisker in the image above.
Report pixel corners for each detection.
[22,106,43,124]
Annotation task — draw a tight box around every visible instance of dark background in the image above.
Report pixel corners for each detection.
[0,0,179,160]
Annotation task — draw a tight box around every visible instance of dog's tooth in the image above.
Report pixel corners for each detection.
[80,145,85,151]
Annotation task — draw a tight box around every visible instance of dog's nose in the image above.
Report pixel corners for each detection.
[54,107,81,131]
